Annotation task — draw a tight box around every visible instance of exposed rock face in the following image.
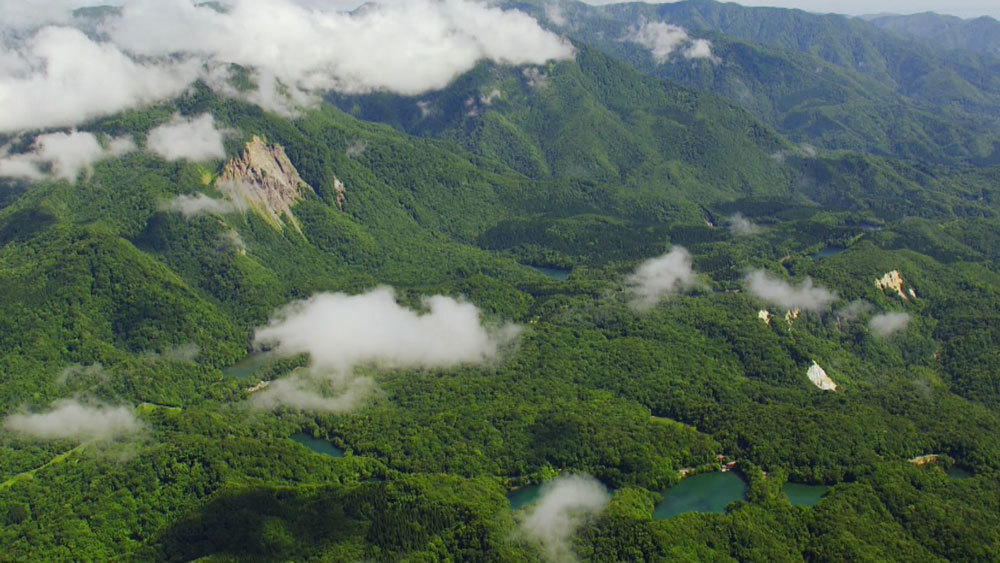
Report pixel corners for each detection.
[785,308,801,327]
[807,361,837,391]
[876,270,913,300]
[758,309,773,325]
[217,136,313,233]
[333,177,346,211]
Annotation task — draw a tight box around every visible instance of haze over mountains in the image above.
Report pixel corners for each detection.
[1,1,1000,561]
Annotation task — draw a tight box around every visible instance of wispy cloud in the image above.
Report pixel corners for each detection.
[627,247,699,310]
[624,21,716,63]
[0,130,134,181]
[521,474,610,563]
[869,312,911,336]
[745,270,836,311]
[4,399,143,441]
[165,192,238,218]
[729,212,761,235]
[146,113,226,161]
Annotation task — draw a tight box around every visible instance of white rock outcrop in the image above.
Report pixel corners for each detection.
[807,361,837,391]
[758,309,773,325]
[876,270,913,300]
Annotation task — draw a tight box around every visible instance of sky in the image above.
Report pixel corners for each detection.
[579,1,1000,19]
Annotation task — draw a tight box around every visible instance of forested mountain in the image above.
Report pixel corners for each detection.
[866,12,1000,59]
[1,1,999,561]
[506,0,1000,164]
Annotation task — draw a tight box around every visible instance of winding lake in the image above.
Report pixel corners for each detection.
[782,483,829,507]
[654,472,747,519]
[291,432,345,458]
[528,265,571,281]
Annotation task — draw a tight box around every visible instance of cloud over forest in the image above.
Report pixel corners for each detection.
[746,270,837,311]
[0,0,574,132]
[521,474,610,562]
[4,399,143,441]
[251,286,520,412]
[627,247,699,310]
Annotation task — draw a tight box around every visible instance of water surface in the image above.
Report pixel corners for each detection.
[654,472,746,519]
[811,246,845,259]
[528,265,571,281]
[291,432,345,458]
[948,467,973,480]
[507,485,542,510]
[782,483,829,507]
[222,353,270,379]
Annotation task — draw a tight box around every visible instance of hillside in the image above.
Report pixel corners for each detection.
[866,12,1000,59]
[1,1,999,561]
[508,0,1000,164]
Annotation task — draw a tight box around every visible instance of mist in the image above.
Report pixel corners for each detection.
[146,113,226,161]
[729,213,762,235]
[0,0,574,133]
[251,286,521,411]
[4,399,143,441]
[624,21,715,63]
[0,130,134,181]
[627,247,699,310]
[869,312,912,336]
[745,270,837,311]
[166,192,237,218]
[521,474,610,563]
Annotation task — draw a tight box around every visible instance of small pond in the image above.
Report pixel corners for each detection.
[948,467,973,480]
[291,432,345,458]
[811,246,846,259]
[654,472,747,519]
[506,484,542,510]
[222,353,271,379]
[782,483,830,507]
[528,265,571,281]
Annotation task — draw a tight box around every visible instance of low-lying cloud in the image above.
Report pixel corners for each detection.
[729,212,762,235]
[745,270,837,312]
[146,113,226,161]
[0,0,574,133]
[869,312,912,337]
[4,399,143,441]
[166,192,238,218]
[521,474,610,563]
[624,21,716,63]
[0,130,134,181]
[251,286,520,411]
[627,247,699,310]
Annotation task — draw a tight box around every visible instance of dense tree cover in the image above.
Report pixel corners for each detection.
[2,19,1000,560]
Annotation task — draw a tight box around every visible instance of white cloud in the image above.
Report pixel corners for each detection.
[745,270,837,311]
[627,247,699,310]
[345,139,367,158]
[0,26,198,133]
[624,21,715,63]
[869,312,911,336]
[836,299,873,321]
[4,399,143,441]
[0,130,134,181]
[146,113,226,161]
[251,286,520,411]
[521,474,610,563]
[0,0,573,133]
[166,192,237,218]
[523,67,550,89]
[729,212,762,235]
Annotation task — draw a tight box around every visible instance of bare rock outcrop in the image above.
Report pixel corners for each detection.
[876,270,916,300]
[217,136,313,233]
[807,361,837,391]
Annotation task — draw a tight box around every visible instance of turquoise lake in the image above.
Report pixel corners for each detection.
[222,353,270,379]
[782,483,830,507]
[654,472,747,519]
[291,432,345,458]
